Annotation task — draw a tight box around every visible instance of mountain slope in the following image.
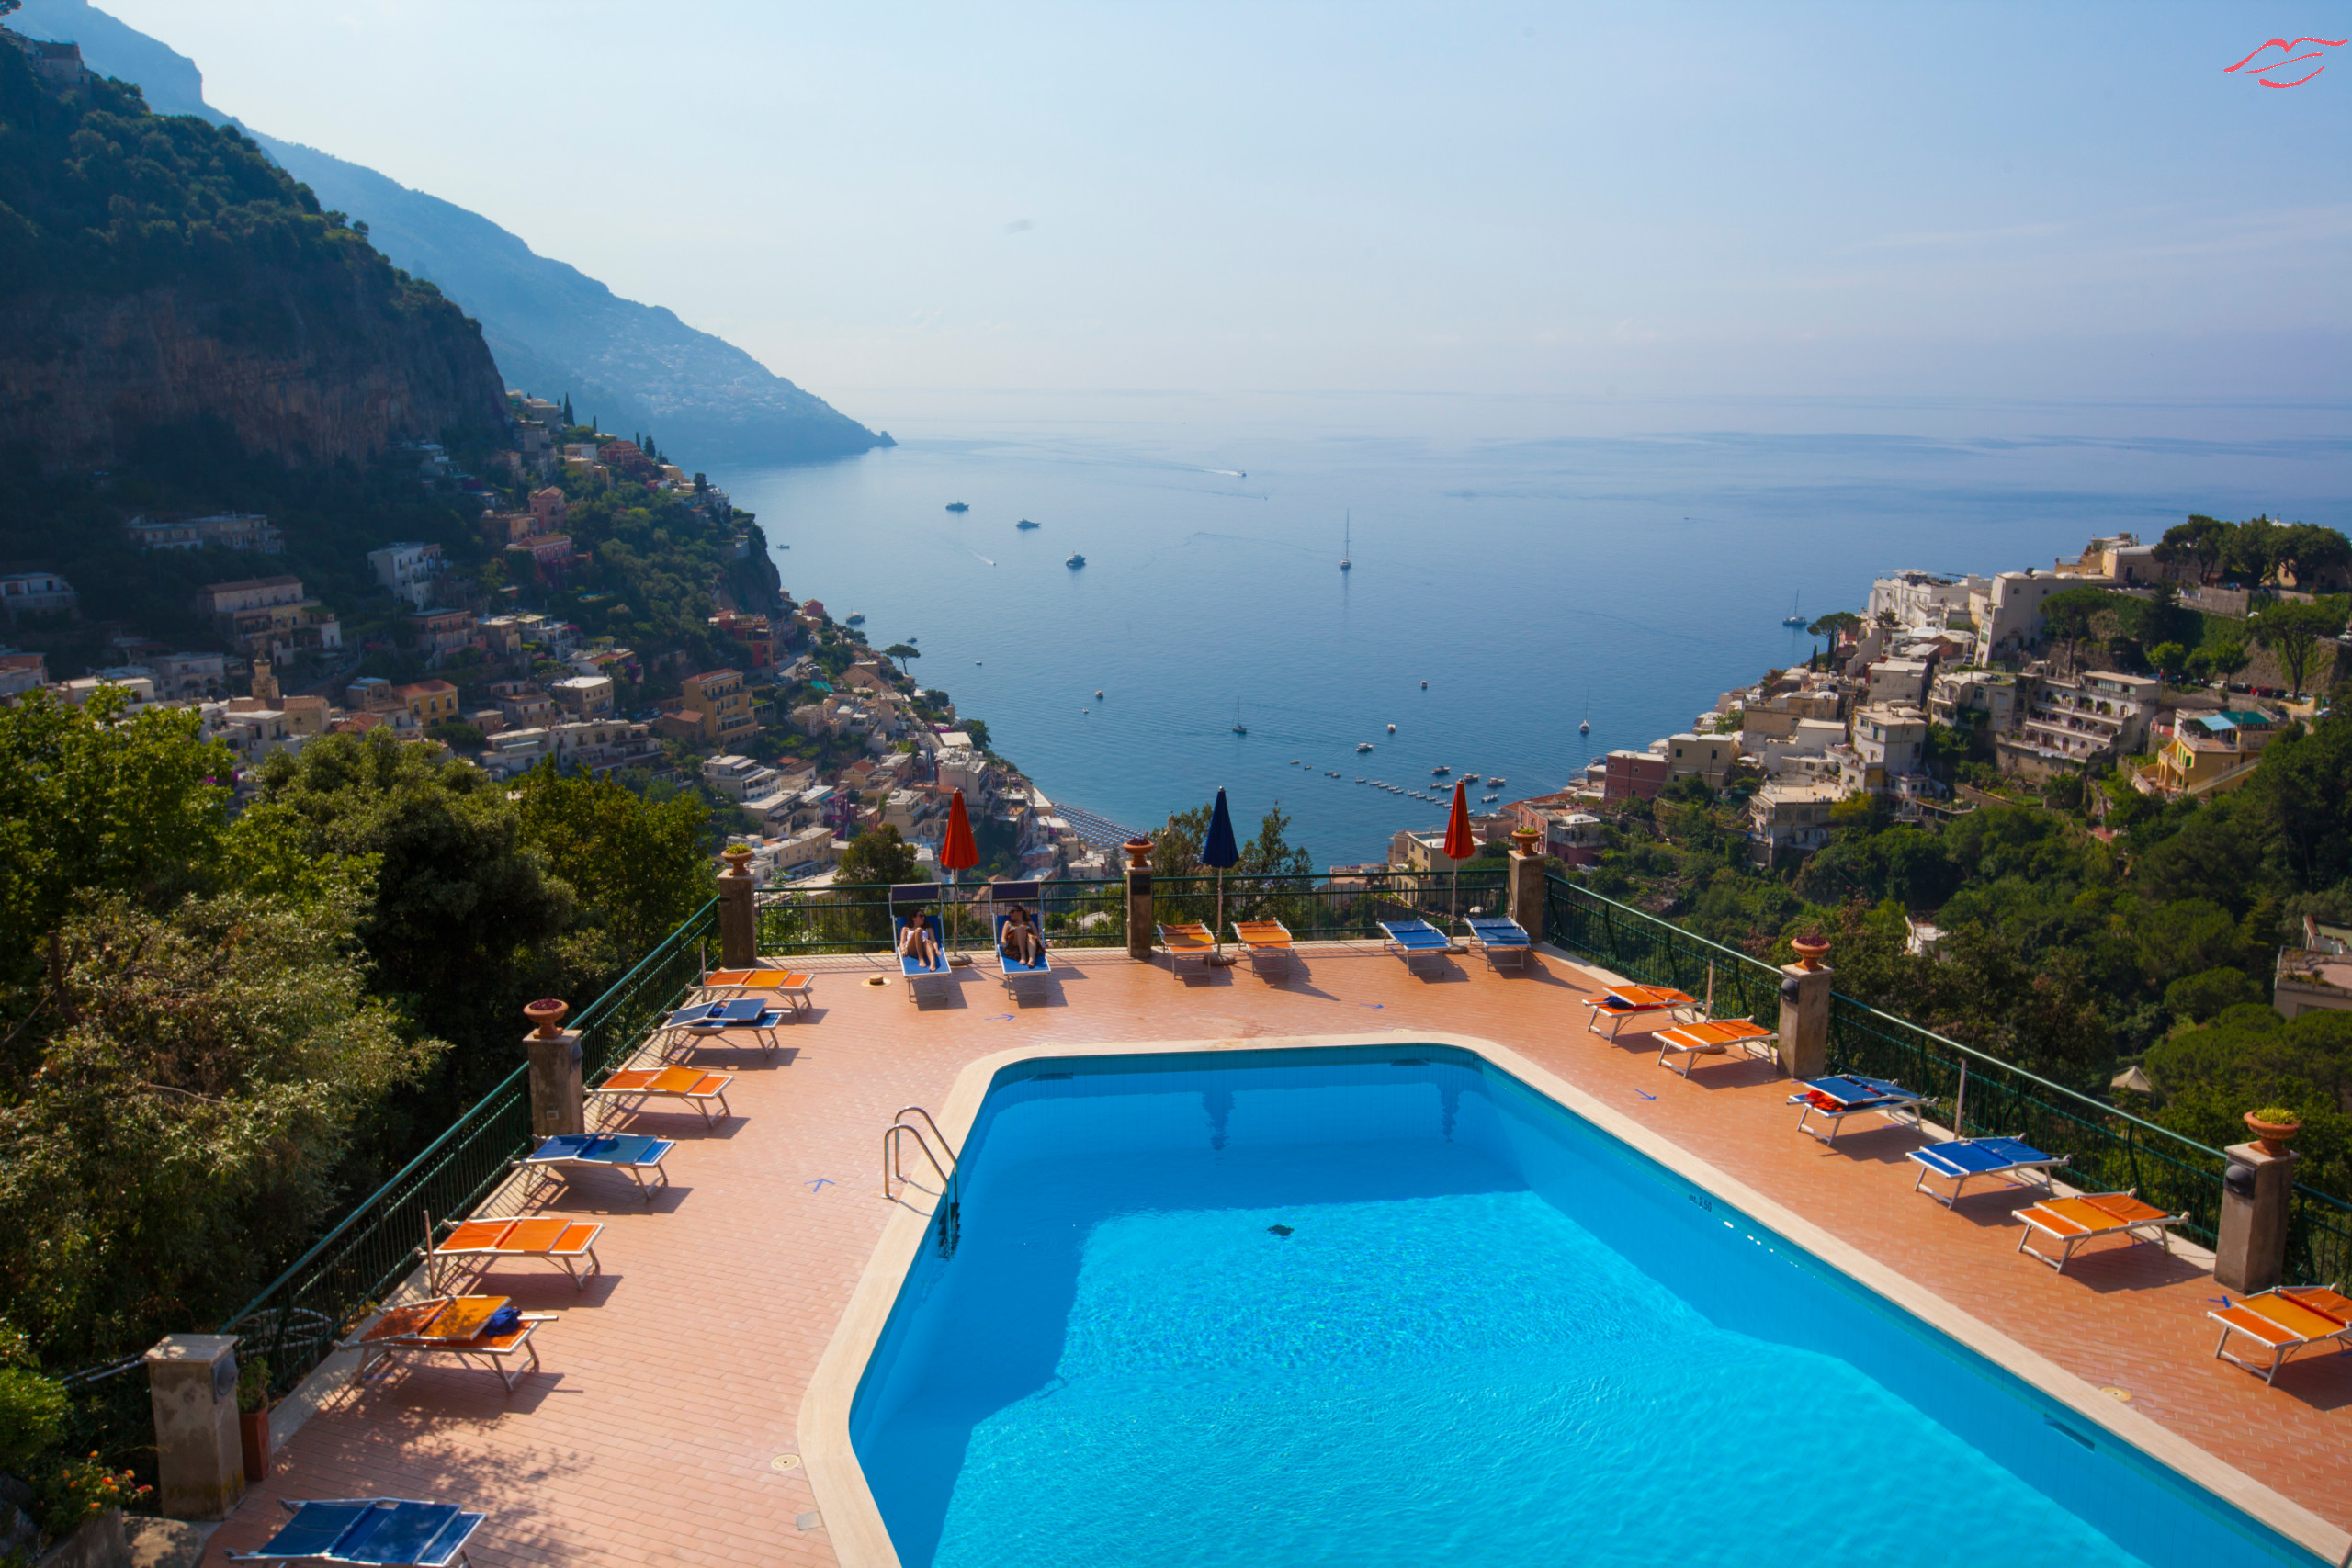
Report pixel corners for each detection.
[14,0,884,466]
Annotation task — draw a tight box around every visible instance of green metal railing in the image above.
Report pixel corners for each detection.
[1544,874,2348,1279]
[754,869,1513,956]
[216,899,719,1392]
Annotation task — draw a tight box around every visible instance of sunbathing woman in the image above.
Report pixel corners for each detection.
[898,915,942,969]
[1001,905,1046,965]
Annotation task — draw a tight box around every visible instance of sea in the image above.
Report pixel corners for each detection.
[717,390,2350,867]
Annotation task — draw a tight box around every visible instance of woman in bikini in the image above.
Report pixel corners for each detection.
[1001,904,1046,966]
[898,912,942,968]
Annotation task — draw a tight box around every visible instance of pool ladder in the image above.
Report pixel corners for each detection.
[884,1106,962,1257]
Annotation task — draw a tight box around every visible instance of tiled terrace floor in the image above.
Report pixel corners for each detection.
[207,943,2352,1566]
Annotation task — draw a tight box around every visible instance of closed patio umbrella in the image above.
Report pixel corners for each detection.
[1204,786,1239,958]
[942,788,978,956]
[1443,779,1475,929]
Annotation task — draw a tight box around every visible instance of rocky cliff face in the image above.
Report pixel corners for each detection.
[1,276,507,470]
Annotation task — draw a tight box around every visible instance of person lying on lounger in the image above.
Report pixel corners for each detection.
[899,917,942,968]
[1001,905,1046,965]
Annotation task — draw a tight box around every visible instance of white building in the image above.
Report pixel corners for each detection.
[368,542,445,609]
[1852,705,1930,790]
[1867,570,1988,631]
[550,673,615,718]
[1864,658,1934,709]
[1748,781,1840,866]
[1969,570,2074,665]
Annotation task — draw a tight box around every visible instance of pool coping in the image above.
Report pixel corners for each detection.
[798,1029,2352,1568]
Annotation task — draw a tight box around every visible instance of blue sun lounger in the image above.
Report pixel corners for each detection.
[521,1132,674,1201]
[989,880,1052,998]
[891,884,952,1003]
[1790,1075,1928,1145]
[228,1497,484,1566]
[656,998,786,1058]
[1906,1136,2069,1207]
[1463,916,1532,972]
[1379,918,1451,975]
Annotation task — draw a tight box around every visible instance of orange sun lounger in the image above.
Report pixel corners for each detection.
[1232,919,1295,976]
[425,1216,603,1292]
[1653,1017,1776,1077]
[1585,986,1698,1040]
[589,1065,735,1126]
[2013,1190,2188,1272]
[1158,922,1217,978]
[345,1294,553,1393]
[698,966,815,1017]
[2208,1285,2352,1383]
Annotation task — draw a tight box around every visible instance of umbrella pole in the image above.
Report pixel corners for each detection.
[1216,868,1226,958]
[949,869,958,959]
[1952,1061,1968,1140]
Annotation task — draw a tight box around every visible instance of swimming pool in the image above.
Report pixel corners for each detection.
[838,1043,2328,1567]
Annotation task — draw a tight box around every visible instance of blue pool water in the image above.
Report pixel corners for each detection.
[848,1046,2324,1567]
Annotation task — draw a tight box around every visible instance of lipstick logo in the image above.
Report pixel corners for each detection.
[2223,36,2346,87]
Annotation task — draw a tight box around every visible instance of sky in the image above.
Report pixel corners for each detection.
[70,2,2352,408]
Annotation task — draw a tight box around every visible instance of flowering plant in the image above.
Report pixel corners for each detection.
[37,1452,150,1539]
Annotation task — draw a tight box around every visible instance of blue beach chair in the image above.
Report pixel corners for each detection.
[657,998,786,1059]
[1379,918,1451,975]
[521,1132,674,1201]
[891,884,952,1004]
[1906,1136,2069,1207]
[1462,915,1532,972]
[1789,1074,1928,1145]
[228,1497,484,1566]
[989,880,1052,998]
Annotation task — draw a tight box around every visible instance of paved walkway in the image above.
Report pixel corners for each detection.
[205,944,2352,1566]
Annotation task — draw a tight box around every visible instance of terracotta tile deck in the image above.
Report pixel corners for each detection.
[208,944,2352,1566]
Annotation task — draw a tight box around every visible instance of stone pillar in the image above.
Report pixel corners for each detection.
[1123,840,1154,961]
[1776,962,1832,1079]
[525,1027,585,1138]
[1507,831,1546,936]
[2215,1142,2298,1294]
[144,1336,242,1520]
[718,847,756,969]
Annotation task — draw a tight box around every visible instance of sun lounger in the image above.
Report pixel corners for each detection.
[893,912,950,1002]
[1233,919,1295,976]
[698,966,814,1016]
[589,1065,734,1126]
[521,1132,673,1200]
[341,1295,551,1394]
[2208,1285,2352,1383]
[1379,919,1451,975]
[1584,985,1699,1040]
[228,1497,486,1566]
[655,998,786,1058]
[1462,916,1532,972]
[1653,1017,1776,1077]
[989,881,1052,998]
[1906,1136,2069,1206]
[2013,1190,2188,1272]
[1158,920,1217,978]
[1789,1074,1926,1144]
[424,1216,603,1293]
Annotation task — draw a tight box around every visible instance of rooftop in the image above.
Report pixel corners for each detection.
[208,942,2351,1566]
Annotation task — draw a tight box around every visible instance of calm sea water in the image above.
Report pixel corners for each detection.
[719,392,2348,863]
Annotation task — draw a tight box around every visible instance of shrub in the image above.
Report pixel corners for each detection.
[0,1367,68,1475]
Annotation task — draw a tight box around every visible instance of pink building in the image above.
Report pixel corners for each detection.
[1602,750,1668,802]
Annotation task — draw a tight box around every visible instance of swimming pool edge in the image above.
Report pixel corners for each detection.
[796,1028,2352,1568]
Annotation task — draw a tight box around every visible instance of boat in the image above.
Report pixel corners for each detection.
[1231,700,1247,736]
[1782,592,1805,627]
[1482,794,1499,803]
[1386,723,1396,734]
[1067,554,1086,569]
[1340,512,1352,572]
[945,502,969,513]
[1419,680,1428,689]
[1095,689,1104,698]
[1432,764,1450,775]
[1463,773,1480,784]
[1488,777,1506,787]
[1017,519,1039,529]
[845,612,865,625]
[1580,683,1591,734]
[1356,742,1374,752]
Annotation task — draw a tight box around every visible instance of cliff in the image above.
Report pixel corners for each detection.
[0,34,506,469]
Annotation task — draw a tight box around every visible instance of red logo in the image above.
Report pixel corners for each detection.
[2223,36,2346,87]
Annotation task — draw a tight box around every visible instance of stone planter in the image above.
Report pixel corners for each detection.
[239,1407,270,1485]
[523,998,568,1038]
[721,845,753,877]
[1122,839,1154,872]
[35,1506,129,1568]
[1510,826,1542,858]
[1791,937,1830,972]
[2244,1112,2301,1157]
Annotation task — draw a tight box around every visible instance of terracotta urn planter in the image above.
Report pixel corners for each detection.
[721,844,754,877]
[1122,839,1155,873]
[240,1406,272,1485]
[1511,826,1543,858]
[523,997,569,1038]
[1791,936,1830,972]
[2244,1111,2301,1156]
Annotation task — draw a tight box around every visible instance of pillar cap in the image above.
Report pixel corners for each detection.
[2225,1141,2299,1167]
[145,1334,238,1365]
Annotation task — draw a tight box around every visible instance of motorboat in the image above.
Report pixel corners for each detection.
[1017,519,1039,529]
[1067,554,1086,568]
[1432,764,1450,775]
[1387,723,1396,733]
[946,502,969,513]
[1356,742,1374,752]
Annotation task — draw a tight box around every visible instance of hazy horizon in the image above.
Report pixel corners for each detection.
[69,1,2352,424]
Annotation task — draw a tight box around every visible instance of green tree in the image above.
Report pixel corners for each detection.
[2273,524,2352,591]
[2222,516,2282,585]
[2247,600,2345,696]
[2164,966,2262,1024]
[837,825,922,886]
[2146,641,2187,682]
[2143,1005,2350,1196]
[1808,611,1863,642]
[512,761,712,956]
[2154,515,2231,585]
[2037,586,2118,672]
[2186,639,2249,685]
[882,643,921,678]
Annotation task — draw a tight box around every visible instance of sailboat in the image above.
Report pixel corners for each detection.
[1782,592,1806,627]
[1340,513,1352,572]
[1231,700,1247,736]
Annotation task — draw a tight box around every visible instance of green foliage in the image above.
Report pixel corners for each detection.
[425,721,486,753]
[2143,1006,2349,1195]
[1807,611,1862,640]
[2247,600,2345,696]
[960,718,993,752]
[234,1356,270,1416]
[32,1452,147,1540]
[838,825,922,889]
[1151,800,1313,880]
[2164,966,2263,1024]
[2146,641,2187,681]
[2185,639,2249,684]
[0,1366,68,1474]
[512,761,712,955]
